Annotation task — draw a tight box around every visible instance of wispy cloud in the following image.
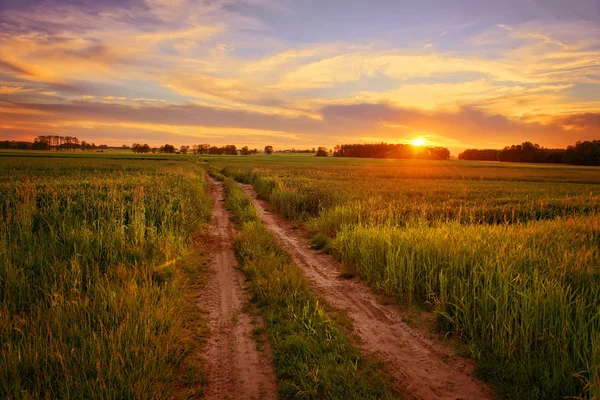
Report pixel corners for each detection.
[0,0,598,151]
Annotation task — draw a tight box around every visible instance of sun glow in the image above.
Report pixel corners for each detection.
[411,137,426,146]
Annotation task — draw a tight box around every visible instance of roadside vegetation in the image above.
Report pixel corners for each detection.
[0,157,212,399]
[213,170,398,399]
[211,157,600,399]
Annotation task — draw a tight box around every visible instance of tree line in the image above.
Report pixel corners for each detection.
[458,140,600,166]
[331,143,451,160]
[1,136,84,151]
[132,143,266,155]
[192,144,263,155]
[0,136,111,151]
[131,143,177,154]
[2,137,270,155]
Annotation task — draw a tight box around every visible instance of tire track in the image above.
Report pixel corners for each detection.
[239,182,492,400]
[198,176,277,400]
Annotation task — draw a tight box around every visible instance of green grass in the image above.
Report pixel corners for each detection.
[220,176,398,399]
[212,156,600,399]
[332,218,600,399]
[0,155,212,399]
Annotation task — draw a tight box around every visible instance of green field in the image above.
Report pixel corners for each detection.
[209,154,600,399]
[0,155,211,398]
[2,151,600,399]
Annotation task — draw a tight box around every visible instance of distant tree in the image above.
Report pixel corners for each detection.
[252,148,259,155]
[428,147,450,160]
[16,141,31,150]
[240,146,251,155]
[316,147,328,157]
[564,140,600,166]
[151,147,158,154]
[64,136,75,151]
[498,142,556,163]
[162,144,176,153]
[131,143,150,153]
[458,149,500,161]
[33,136,50,150]
[224,145,237,155]
[264,145,273,155]
[180,145,190,154]
[331,143,452,160]
[197,144,211,154]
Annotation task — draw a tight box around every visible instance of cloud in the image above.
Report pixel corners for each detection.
[0,85,21,94]
[497,24,515,32]
[0,100,322,133]
[318,102,600,149]
[2,98,598,153]
[0,0,598,152]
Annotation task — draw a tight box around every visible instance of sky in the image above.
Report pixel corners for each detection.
[0,0,599,154]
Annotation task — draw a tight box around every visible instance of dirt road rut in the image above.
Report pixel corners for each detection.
[240,183,491,400]
[199,176,277,399]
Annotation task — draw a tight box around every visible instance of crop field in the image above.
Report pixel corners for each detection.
[0,156,211,398]
[2,152,599,399]
[209,154,600,399]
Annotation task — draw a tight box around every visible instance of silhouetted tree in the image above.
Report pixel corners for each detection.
[264,145,273,155]
[564,140,600,166]
[240,146,251,155]
[333,143,451,160]
[226,145,237,155]
[33,136,50,150]
[161,144,176,153]
[197,144,210,154]
[429,147,451,160]
[458,149,500,161]
[316,147,328,157]
[497,142,566,163]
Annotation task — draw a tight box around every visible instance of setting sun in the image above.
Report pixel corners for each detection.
[412,138,426,147]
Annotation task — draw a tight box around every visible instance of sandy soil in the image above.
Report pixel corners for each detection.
[198,176,277,400]
[240,183,492,400]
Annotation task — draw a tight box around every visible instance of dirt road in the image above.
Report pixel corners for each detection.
[198,176,277,399]
[240,183,491,400]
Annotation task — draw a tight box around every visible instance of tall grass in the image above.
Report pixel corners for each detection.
[332,217,600,398]
[0,158,211,399]
[221,178,397,399]
[215,163,600,399]
[220,165,600,227]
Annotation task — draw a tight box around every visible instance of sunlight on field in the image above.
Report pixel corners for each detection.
[2,152,600,399]
[212,154,600,399]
